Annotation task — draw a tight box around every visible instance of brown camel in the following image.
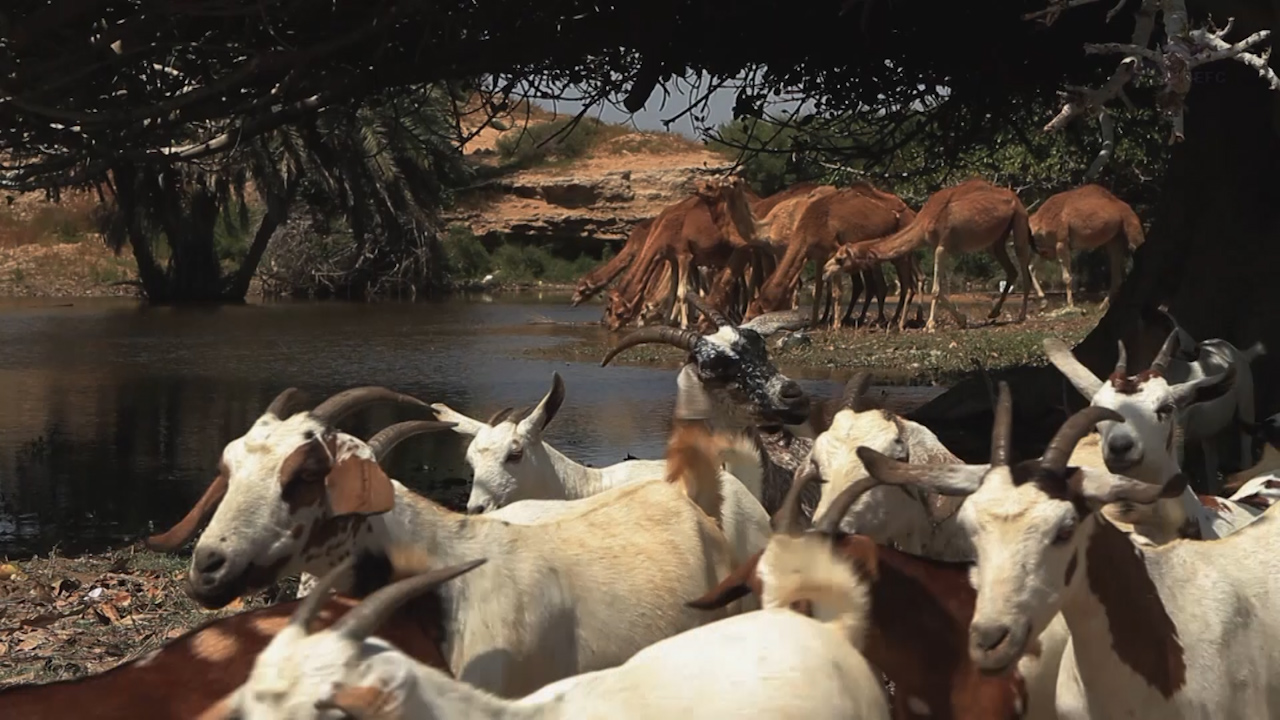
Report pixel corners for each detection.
[1028,183,1145,310]
[881,177,1042,332]
[603,182,827,330]
[570,218,653,306]
[699,179,913,325]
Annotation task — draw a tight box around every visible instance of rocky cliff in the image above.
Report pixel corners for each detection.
[445,124,733,247]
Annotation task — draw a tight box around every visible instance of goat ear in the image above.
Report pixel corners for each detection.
[326,453,395,517]
[429,403,487,437]
[1170,364,1236,409]
[837,534,880,583]
[685,550,764,611]
[517,372,565,436]
[316,682,399,719]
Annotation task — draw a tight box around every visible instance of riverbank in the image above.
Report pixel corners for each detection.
[527,299,1101,385]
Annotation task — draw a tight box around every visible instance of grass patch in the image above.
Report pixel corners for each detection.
[495,117,629,168]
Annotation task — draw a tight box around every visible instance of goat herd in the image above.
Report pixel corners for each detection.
[572,176,1146,334]
[4,304,1280,718]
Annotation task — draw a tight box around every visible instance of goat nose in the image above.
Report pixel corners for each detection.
[780,380,804,401]
[970,622,1011,652]
[193,547,227,576]
[467,505,487,515]
[1108,435,1135,456]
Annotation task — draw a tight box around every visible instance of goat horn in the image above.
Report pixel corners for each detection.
[310,387,427,426]
[145,473,229,552]
[266,387,307,419]
[1041,406,1125,473]
[686,293,727,329]
[335,558,488,642]
[1114,341,1128,377]
[990,381,1013,467]
[772,460,820,535]
[601,327,701,367]
[367,421,458,463]
[840,372,874,411]
[291,556,356,632]
[1150,330,1180,375]
[814,476,884,535]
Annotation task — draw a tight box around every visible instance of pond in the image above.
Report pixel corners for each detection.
[0,292,943,557]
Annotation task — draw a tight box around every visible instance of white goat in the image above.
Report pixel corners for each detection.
[147,384,742,699]
[226,530,890,720]
[430,372,771,569]
[1045,334,1268,544]
[860,382,1280,719]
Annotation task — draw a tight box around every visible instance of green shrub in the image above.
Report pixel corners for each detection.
[441,224,492,279]
[495,117,624,167]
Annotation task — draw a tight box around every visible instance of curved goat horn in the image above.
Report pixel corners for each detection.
[1150,330,1180,375]
[266,387,307,419]
[1041,406,1125,473]
[990,381,1013,467]
[145,473,229,551]
[772,461,820,535]
[686,293,727,329]
[814,476,883,535]
[290,556,356,632]
[601,327,701,367]
[310,387,427,427]
[367,420,457,463]
[840,372,874,412]
[335,558,488,642]
[1114,341,1128,377]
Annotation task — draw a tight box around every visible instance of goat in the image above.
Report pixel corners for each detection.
[859,381,1280,719]
[429,372,771,569]
[689,450,1033,720]
[224,508,891,719]
[1223,412,1280,510]
[601,304,818,518]
[1045,334,1265,543]
[147,383,741,699]
[0,547,465,720]
[805,371,974,562]
[1156,309,1266,490]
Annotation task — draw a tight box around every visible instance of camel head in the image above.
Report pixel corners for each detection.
[570,280,593,306]
[821,244,878,281]
[602,289,639,330]
[601,308,812,429]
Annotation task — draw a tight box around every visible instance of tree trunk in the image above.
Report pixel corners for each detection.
[911,58,1280,464]
[227,178,299,300]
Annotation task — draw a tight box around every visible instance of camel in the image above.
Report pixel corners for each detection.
[603,182,827,330]
[698,178,915,325]
[875,177,1042,332]
[822,240,925,331]
[1028,183,1145,310]
[571,218,654,306]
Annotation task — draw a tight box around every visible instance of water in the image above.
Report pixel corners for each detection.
[0,293,941,557]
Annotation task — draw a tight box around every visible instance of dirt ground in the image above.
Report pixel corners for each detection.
[0,547,285,690]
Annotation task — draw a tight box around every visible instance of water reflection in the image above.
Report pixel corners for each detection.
[0,294,940,557]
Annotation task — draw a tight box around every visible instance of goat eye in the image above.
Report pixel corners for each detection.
[1052,523,1075,545]
[1156,403,1175,419]
[506,447,524,464]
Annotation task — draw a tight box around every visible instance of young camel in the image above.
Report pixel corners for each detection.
[822,234,925,331]
[570,218,653,306]
[1029,183,1144,310]
[895,178,1042,331]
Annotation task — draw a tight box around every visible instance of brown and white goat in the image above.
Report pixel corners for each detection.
[689,449,1031,720]
[148,383,741,699]
[859,381,1280,719]
[0,547,467,720]
[223,500,890,720]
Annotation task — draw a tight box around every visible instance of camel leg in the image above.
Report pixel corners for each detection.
[841,271,863,327]
[927,246,966,331]
[987,239,1019,322]
[867,265,888,326]
[1010,213,1035,321]
[890,260,909,329]
[1028,260,1046,302]
[1058,241,1074,309]
[810,267,826,326]
[1100,238,1127,314]
[675,255,691,329]
[830,274,843,330]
